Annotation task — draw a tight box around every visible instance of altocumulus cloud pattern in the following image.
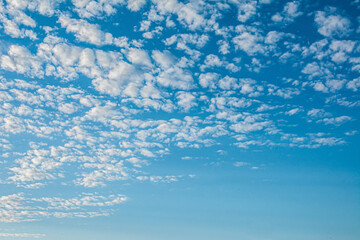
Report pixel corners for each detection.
[0,0,359,239]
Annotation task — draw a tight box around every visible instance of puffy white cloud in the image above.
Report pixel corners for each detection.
[313,82,328,93]
[199,72,219,89]
[76,162,130,187]
[152,50,175,69]
[283,1,302,18]
[286,108,302,116]
[233,0,257,23]
[267,85,300,99]
[140,148,155,157]
[318,116,351,125]
[176,92,197,111]
[272,1,302,23]
[1,18,38,39]
[71,0,146,19]
[218,76,238,90]
[156,66,194,90]
[302,62,327,80]
[153,0,205,30]
[1,45,43,77]
[265,31,284,45]
[0,192,127,222]
[307,109,331,118]
[71,0,123,18]
[217,40,230,54]
[164,33,209,60]
[346,77,360,91]
[230,115,271,133]
[93,61,142,96]
[315,10,352,38]
[58,103,78,114]
[325,79,346,92]
[200,54,222,71]
[84,102,123,123]
[5,0,64,16]
[8,148,63,183]
[233,31,265,56]
[125,48,152,67]
[127,0,147,11]
[233,161,250,167]
[140,83,162,99]
[58,15,115,46]
[313,137,345,146]
[329,40,355,63]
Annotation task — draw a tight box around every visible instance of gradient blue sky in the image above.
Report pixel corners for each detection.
[0,0,359,239]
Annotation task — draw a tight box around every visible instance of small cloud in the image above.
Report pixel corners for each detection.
[234,162,250,167]
[0,233,46,238]
[315,10,352,38]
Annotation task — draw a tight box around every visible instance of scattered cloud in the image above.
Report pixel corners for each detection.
[0,0,358,224]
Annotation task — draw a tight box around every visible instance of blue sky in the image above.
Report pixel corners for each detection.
[0,0,359,239]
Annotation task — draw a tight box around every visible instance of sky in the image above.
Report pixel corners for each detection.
[0,0,359,239]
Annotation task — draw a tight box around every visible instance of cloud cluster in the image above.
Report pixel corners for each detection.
[0,0,359,223]
[0,192,127,222]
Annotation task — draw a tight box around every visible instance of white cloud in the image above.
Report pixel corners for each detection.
[140,148,155,157]
[0,1,359,226]
[0,233,45,238]
[136,175,184,183]
[200,54,222,71]
[233,161,249,167]
[329,40,355,63]
[265,31,284,44]
[71,0,146,18]
[0,193,127,222]
[233,31,265,56]
[93,61,142,96]
[8,149,63,183]
[71,0,123,18]
[199,72,219,89]
[127,0,147,11]
[272,1,302,23]
[153,0,205,30]
[218,76,238,90]
[1,18,38,39]
[302,63,320,77]
[125,48,152,67]
[283,1,302,18]
[346,77,360,91]
[313,137,345,146]
[315,10,352,38]
[58,103,78,114]
[58,15,114,46]
[233,0,257,23]
[230,116,270,133]
[286,108,302,116]
[152,50,176,69]
[325,79,346,92]
[319,116,351,125]
[217,40,230,54]
[268,85,300,99]
[176,92,197,111]
[1,115,26,134]
[1,45,44,77]
[307,109,331,119]
[313,82,328,93]
[5,0,65,16]
[156,66,194,90]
